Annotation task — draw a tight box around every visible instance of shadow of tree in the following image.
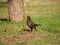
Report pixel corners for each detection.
[0,18,8,22]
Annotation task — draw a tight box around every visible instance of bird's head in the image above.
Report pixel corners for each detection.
[27,16,31,20]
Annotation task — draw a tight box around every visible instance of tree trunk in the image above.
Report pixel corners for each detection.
[8,0,24,22]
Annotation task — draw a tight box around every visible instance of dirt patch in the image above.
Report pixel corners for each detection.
[0,33,45,44]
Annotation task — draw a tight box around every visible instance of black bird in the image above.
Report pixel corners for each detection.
[27,16,41,32]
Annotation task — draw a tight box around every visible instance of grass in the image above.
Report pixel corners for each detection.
[0,0,60,45]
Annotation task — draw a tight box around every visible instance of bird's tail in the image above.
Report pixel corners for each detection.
[35,24,41,26]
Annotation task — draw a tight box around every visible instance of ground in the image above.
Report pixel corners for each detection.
[0,0,60,45]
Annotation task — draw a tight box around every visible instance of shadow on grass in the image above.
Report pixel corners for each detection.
[24,29,30,32]
[0,18,8,22]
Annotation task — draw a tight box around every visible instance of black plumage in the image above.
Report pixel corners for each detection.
[27,16,41,32]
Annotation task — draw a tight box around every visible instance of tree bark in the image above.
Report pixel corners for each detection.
[8,0,24,22]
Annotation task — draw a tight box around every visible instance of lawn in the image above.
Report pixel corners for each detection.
[0,0,60,45]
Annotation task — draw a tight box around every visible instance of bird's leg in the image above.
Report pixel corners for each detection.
[34,26,36,30]
[29,28,33,33]
[29,29,32,33]
[30,29,32,32]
